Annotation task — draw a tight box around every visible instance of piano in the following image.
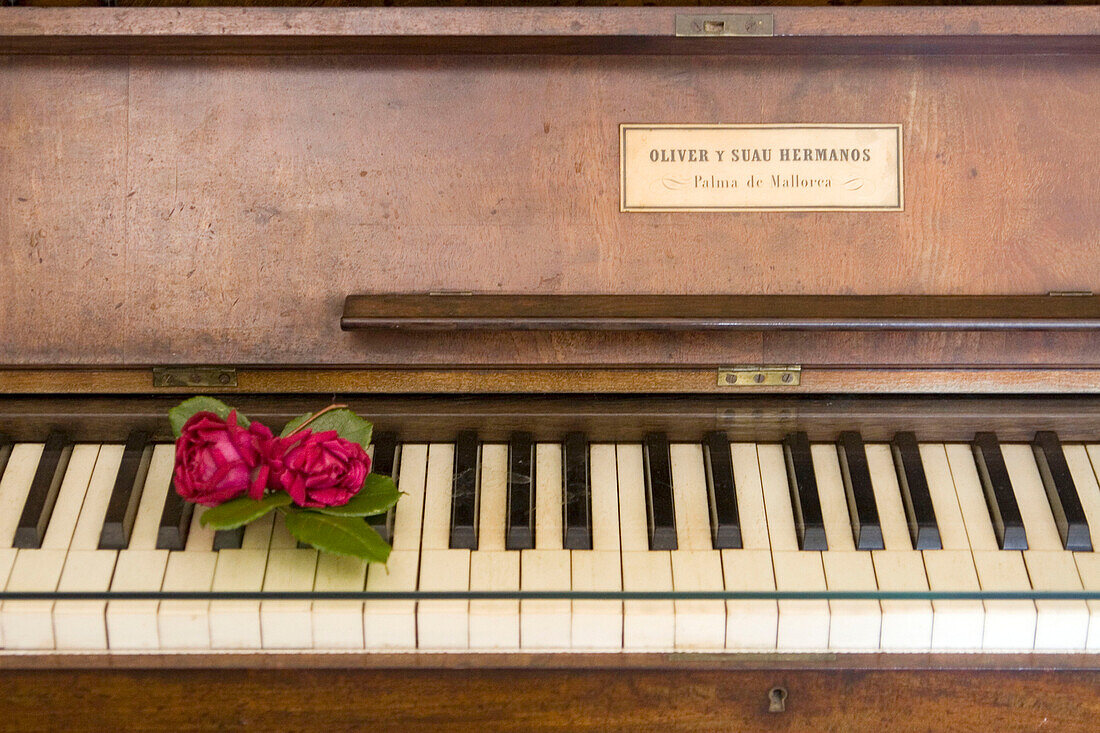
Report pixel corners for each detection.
[1,5,1099,730]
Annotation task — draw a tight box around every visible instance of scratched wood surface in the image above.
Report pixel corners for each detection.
[2,30,1098,368]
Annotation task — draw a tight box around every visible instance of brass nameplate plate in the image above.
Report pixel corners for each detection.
[620,124,903,212]
[153,367,238,388]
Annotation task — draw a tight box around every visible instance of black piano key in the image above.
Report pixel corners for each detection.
[783,432,828,551]
[891,432,942,550]
[562,431,592,550]
[836,432,885,551]
[972,432,1028,551]
[450,430,480,550]
[98,430,153,550]
[156,478,196,550]
[703,431,740,549]
[213,527,245,550]
[643,433,677,551]
[366,431,398,544]
[506,432,535,550]
[1032,431,1092,552]
[14,432,72,549]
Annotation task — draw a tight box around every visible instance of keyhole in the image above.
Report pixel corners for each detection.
[768,686,787,713]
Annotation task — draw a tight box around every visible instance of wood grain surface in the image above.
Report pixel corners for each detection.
[0,665,1097,732]
[1,19,1099,369]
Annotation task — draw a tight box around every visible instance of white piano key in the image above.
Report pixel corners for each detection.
[0,550,16,646]
[417,549,470,649]
[731,443,769,550]
[811,444,856,552]
[520,549,571,649]
[534,444,563,550]
[669,443,713,551]
[2,444,98,649]
[772,551,829,650]
[364,444,427,649]
[105,445,177,649]
[759,443,828,649]
[918,444,971,551]
[391,444,428,551]
[616,444,649,553]
[260,547,318,649]
[590,444,620,552]
[670,550,725,650]
[1073,553,1100,650]
[923,550,984,650]
[945,443,1001,551]
[813,444,880,650]
[364,550,419,649]
[1024,551,1088,650]
[1002,445,1088,649]
[208,512,274,650]
[51,444,123,650]
[621,551,674,651]
[669,444,723,649]
[53,550,116,650]
[469,551,519,649]
[972,550,1037,650]
[821,552,880,650]
[158,505,217,650]
[312,554,367,650]
[469,444,518,649]
[0,443,45,547]
[758,444,799,552]
[106,550,169,650]
[1063,445,1100,551]
[421,443,455,551]
[721,549,777,650]
[571,550,622,650]
[867,444,933,650]
[417,443,469,649]
[1002,444,1062,551]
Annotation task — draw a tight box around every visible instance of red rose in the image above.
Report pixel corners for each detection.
[172,410,274,506]
[270,429,371,508]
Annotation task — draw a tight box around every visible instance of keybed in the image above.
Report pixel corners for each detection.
[0,429,1098,653]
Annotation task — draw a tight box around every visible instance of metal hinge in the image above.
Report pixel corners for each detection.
[153,367,238,388]
[1048,290,1094,296]
[718,365,801,387]
[675,14,774,38]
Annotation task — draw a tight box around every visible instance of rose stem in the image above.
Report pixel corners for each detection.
[286,403,349,438]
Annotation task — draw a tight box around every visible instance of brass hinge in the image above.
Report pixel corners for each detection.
[675,14,774,38]
[152,367,238,388]
[718,365,801,387]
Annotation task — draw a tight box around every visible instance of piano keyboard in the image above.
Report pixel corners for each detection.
[1,430,1099,653]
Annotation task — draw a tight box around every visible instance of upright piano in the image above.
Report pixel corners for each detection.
[1,5,1099,730]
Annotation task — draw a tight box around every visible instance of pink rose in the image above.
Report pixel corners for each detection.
[172,410,274,506]
[270,430,371,508]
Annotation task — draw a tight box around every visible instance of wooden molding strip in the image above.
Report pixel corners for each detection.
[342,294,1100,332]
[2,366,1100,395]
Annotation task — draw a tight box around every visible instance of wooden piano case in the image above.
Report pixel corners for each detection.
[2,5,1100,730]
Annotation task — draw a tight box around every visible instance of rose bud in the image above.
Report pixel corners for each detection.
[173,410,275,506]
[271,430,372,508]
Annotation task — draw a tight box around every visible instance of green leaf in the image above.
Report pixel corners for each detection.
[313,473,401,517]
[169,395,249,437]
[283,510,391,563]
[198,492,292,530]
[278,413,313,438]
[282,408,373,451]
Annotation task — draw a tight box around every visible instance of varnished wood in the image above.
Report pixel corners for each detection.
[342,294,1100,331]
[1,9,1099,375]
[0,661,1095,732]
[5,366,1100,395]
[3,394,1100,443]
